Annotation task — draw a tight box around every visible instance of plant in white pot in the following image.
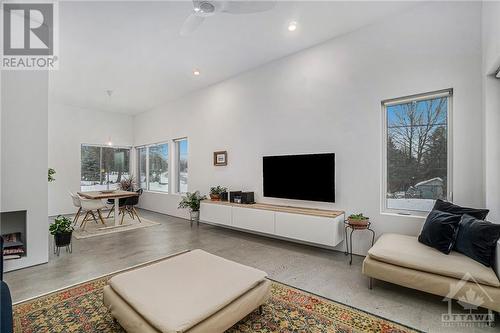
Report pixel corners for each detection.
[178,191,206,227]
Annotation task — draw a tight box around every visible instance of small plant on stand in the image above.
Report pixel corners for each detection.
[178,191,207,227]
[209,186,227,201]
[347,213,370,229]
[49,215,74,256]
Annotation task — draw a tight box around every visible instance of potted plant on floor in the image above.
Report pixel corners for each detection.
[209,186,227,201]
[178,191,207,226]
[49,215,74,255]
[347,213,370,229]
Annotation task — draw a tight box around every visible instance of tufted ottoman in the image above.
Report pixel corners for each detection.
[103,249,271,333]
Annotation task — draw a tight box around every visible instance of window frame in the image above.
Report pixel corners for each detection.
[174,137,188,194]
[80,143,132,191]
[381,88,453,216]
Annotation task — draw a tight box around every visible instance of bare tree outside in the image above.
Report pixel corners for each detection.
[386,95,449,211]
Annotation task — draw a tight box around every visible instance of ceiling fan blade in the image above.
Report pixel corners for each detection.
[180,14,205,36]
[222,1,276,14]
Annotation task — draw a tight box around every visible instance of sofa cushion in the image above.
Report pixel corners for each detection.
[455,215,500,267]
[108,249,267,333]
[418,210,461,254]
[368,233,500,287]
[432,199,489,220]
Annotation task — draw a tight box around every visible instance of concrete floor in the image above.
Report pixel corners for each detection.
[5,209,498,333]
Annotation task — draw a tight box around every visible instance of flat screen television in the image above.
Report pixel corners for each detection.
[263,153,335,203]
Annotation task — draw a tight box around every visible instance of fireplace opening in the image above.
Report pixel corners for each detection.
[1,210,27,260]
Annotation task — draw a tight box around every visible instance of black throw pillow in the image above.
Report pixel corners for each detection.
[418,210,462,254]
[454,214,500,267]
[432,199,489,220]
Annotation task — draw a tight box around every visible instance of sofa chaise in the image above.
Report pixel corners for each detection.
[362,233,500,312]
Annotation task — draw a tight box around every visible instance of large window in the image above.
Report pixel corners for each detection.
[176,138,188,193]
[81,145,130,191]
[136,143,169,192]
[138,147,147,190]
[383,90,452,213]
[148,143,169,192]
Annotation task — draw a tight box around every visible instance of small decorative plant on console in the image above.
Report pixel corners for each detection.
[209,186,227,201]
[49,215,74,255]
[178,191,207,226]
[347,213,370,228]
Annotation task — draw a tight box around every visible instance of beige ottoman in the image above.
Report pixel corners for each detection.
[103,249,271,333]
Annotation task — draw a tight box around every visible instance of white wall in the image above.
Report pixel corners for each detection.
[48,104,134,216]
[134,2,484,254]
[1,71,49,271]
[482,1,500,222]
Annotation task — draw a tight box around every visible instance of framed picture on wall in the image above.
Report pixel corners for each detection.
[214,151,227,166]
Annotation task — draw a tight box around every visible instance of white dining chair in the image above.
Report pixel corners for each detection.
[69,192,83,226]
[79,197,107,229]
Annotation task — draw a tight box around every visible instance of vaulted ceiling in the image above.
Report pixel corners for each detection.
[50,1,419,114]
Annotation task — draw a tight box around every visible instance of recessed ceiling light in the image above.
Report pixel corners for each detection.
[194,7,200,12]
[288,21,297,32]
[193,69,201,76]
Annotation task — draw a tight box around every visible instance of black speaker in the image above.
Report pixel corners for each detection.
[229,191,242,203]
[241,192,255,204]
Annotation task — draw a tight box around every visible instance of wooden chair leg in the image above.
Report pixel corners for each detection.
[133,207,142,223]
[73,207,82,226]
[80,211,90,229]
[120,209,126,225]
[97,209,106,225]
[90,211,98,224]
[127,207,134,220]
[106,205,115,218]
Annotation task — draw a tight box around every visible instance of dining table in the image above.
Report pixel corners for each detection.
[77,190,138,227]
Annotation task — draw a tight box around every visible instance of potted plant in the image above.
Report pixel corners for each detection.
[178,191,207,225]
[209,186,227,201]
[48,168,56,182]
[49,215,74,253]
[118,176,136,191]
[347,213,370,228]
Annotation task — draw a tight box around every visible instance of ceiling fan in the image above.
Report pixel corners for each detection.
[180,0,276,36]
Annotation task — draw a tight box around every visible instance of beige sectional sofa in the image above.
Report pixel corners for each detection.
[362,233,500,312]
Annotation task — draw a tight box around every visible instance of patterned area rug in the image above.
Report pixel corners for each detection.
[71,214,160,239]
[13,273,420,333]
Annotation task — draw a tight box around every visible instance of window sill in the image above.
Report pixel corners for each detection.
[143,190,170,195]
[380,211,427,219]
[142,190,185,196]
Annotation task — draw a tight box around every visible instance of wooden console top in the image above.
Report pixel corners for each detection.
[202,200,344,218]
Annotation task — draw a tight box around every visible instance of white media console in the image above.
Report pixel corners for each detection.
[200,200,345,247]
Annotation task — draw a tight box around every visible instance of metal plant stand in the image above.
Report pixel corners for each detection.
[344,221,375,265]
[54,242,72,256]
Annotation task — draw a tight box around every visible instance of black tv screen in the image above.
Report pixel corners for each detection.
[263,153,335,202]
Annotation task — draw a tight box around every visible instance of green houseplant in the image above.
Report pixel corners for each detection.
[209,186,227,201]
[178,191,207,226]
[347,213,370,228]
[49,215,74,254]
[48,168,56,182]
